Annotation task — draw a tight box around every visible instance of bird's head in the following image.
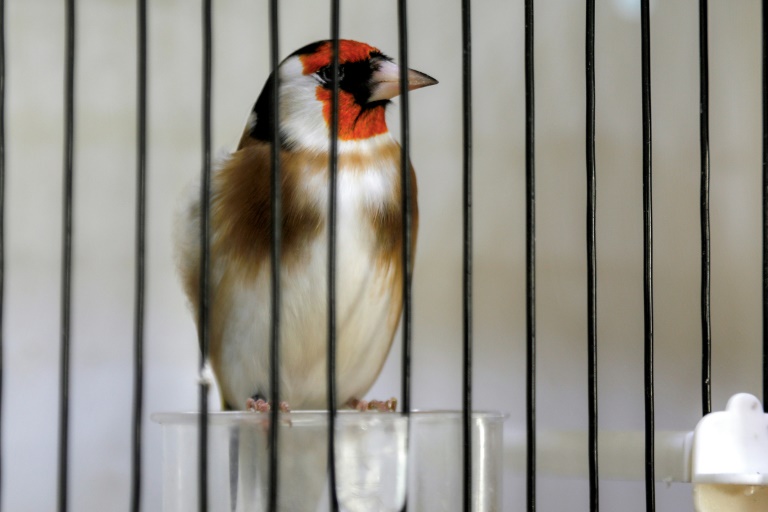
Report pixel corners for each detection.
[242,40,438,152]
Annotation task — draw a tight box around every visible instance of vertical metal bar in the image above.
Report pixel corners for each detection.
[198,1,212,511]
[461,0,473,510]
[267,0,281,510]
[58,1,76,510]
[326,4,340,511]
[585,0,599,510]
[397,0,412,423]
[130,0,148,510]
[699,0,712,417]
[640,0,656,510]
[524,0,536,511]
[396,3,412,509]
[762,0,768,414]
[0,0,5,507]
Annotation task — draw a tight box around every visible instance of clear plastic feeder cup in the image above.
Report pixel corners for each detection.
[152,410,505,512]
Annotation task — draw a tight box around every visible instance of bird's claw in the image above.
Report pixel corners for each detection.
[347,397,397,412]
[245,398,291,413]
[245,398,270,412]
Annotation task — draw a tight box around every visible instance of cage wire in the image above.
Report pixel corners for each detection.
[57,0,75,510]
[198,1,212,510]
[0,0,4,506]
[1,0,768,511]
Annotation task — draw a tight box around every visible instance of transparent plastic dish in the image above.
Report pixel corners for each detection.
[152,410,505,512]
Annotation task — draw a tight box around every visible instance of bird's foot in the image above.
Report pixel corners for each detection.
[346,397,398,412]
[245,397,291,413]
[245,397,270,412]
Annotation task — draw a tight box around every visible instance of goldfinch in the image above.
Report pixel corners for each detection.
[176,39,437,411]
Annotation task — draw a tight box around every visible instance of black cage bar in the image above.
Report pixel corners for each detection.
[267,0,282,509]
[763,0,768,413]
[640,0,656,510]
[524,0,536,510]
[8,1,766,511]
[129,0,148,510]
[698,0,712,418]
[325,4,341,512]
[197,1,213,510]
[461,0,474,509]
[585,0,599,510]
[0,0,5,506]
[396,2,415,511]
[57,1,76,511]
[397,0,413,427]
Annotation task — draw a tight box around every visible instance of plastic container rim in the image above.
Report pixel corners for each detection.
[151,410,507,426]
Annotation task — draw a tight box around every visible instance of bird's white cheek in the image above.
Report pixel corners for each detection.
[278,57,305,80]
[279,81,328,150]
[246,111,258,132]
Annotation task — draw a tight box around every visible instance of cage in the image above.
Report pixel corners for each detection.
[2,0,768,511]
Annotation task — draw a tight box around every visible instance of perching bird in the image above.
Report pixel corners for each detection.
[176,39,437,412]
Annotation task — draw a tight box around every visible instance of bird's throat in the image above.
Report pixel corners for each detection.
[316,87,388,141]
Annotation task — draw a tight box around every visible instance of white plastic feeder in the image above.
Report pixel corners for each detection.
[692,393,768,511]
[152,410,505,512]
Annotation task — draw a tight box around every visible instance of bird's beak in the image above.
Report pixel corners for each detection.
[367,59,438,103]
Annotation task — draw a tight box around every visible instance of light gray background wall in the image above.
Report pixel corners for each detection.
[3,0,762,510]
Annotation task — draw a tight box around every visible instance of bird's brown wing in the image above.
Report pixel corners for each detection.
[178,141,327,377]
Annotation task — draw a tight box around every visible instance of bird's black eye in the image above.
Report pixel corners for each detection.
[316,65,344,85]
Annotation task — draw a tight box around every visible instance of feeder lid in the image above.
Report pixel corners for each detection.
[692,393,768,485]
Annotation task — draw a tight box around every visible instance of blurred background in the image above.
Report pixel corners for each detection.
[3,0,763,510]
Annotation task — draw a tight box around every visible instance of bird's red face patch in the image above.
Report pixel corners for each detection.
[315,88,388,141]
[300,40,388,141]
[299,40,379,75]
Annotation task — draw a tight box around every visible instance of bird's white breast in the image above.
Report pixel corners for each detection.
[215,142,402,409]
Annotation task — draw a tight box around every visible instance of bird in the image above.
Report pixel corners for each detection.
[175,39,437,412]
